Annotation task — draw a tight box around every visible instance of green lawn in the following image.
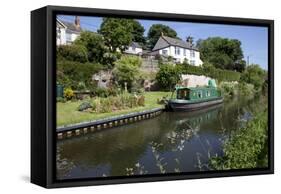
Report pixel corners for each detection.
[57,91,172,127]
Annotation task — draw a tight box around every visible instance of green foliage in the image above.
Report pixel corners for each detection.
[99,18,134,52]
[218,82,238,97]
[78,101,92,111]
[178,63,241,82]
[238,82,255,96]
[57,44,88,63]
[156,64,181,91]
[74,31,117,68]
[63,88,74,100]
[210,110,268,169]
[89,93,145,113]
[147,24,178,49]
[240,64,266,91]
[197,37,246,72]
[57,60,103,91]
[93,87,119,98]
[129,20,146,46]
[113,56,142,90]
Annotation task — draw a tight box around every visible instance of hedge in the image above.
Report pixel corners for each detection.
[179,64,241,82]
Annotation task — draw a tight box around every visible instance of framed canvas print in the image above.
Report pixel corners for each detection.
[31,5,274,188]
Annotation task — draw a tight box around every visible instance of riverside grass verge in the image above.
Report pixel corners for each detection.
[57,91,171,127]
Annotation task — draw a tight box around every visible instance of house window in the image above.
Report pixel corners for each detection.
[190,60,195,65]
[190,50,195,58]
[132,46,136,51]
[177,48,181,55]
[162,50,168,55]
[175,47,180,55]
[183,49,186,56]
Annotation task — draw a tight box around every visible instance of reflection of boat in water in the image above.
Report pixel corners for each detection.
[167,79,223,111]
[173,103,223,128]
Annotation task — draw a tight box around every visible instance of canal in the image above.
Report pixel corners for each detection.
[56,96,263,180]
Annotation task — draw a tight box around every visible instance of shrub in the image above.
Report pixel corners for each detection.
[78,101,92,111]
[156,64,181,91]
[238,82,255,96]
[137,95,145,106]
[240,64,266,91]
[57,60,103,90]
[63,88,74,100]
[210,110,268,169]
[218,82,238,97]
[113,55,142,90]
[178,63,241,82]
[57,44,88,63]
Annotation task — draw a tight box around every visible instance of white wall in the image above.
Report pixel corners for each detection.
[125,46,143,54]
[56,27,66,45]
[160,46,202,65]
[0,0,279,194]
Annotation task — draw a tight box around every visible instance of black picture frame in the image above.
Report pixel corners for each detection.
[31,5,274,188]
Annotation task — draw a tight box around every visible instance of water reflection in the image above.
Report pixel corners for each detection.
[57,96,260,179]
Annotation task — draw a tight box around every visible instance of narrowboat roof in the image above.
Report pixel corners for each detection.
[175,86,216,91]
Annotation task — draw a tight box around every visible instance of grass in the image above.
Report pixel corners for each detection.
[57,91,172,127]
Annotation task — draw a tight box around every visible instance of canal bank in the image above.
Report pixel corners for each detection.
[57,107,164,139]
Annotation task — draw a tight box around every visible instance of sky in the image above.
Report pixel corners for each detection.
[58,15,268,70]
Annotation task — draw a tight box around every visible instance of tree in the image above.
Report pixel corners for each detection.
[130,20,146,46]
[57,44,88,63]
[99,18,133,52]
[74,31,117,68]
[240,64,266,90]
[156,64,181,91]
[147,24,177,49]
[113,56,142,90]
[197,37,245,72]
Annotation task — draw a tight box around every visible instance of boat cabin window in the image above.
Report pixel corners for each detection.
[177,89,190,100]
[198,91,203,98]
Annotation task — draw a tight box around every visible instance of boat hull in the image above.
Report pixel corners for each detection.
[167,97,223,111]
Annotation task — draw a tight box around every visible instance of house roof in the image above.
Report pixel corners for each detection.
[153,35,198,51]
[58,19,82,33]
[130,41,142,48]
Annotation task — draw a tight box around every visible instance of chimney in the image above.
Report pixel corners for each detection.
[74,16,80,29]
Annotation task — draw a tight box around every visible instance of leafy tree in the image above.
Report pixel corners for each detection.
[74,31,117,68]
[57,44,88,63]
[129,20,146,46]
[147,24,177,49]
[197,37,245,72]
[99,18,133,52]
[156,64,181,91]
[113,56,142,90]
[240,64,266,90]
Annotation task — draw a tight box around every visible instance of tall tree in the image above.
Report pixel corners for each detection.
[98,18,133,52]
[130,20,146,46]
[74,31,117,68]
[197,37,245,72]
[147,24,177,49]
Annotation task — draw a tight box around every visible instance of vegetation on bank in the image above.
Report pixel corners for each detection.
[210,109,268,169]
[57,91,171,127]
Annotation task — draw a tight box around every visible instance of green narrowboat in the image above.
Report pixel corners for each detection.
[167,80,223,111]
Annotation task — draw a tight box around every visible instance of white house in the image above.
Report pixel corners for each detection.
[151,35,203,66]
[124,42,143,55]
[56,16,82,45]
